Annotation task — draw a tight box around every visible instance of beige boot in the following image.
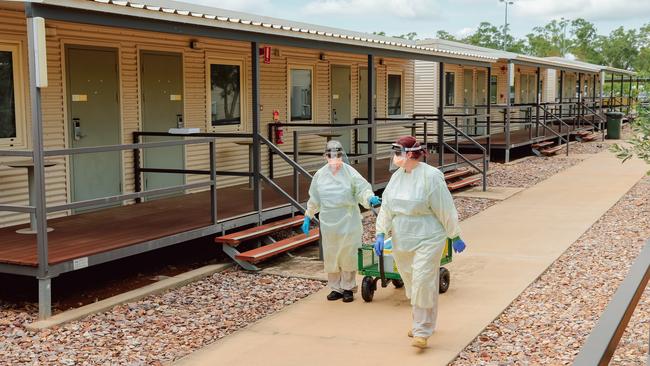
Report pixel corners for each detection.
[407,330,413,338]
[411,336,428,349]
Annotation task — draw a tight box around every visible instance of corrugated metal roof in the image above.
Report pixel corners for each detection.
[29,0,497,62]
[544,57,636,76]
[417,38,606,74]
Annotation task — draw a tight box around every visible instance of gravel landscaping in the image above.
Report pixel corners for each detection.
[450,176,650,365]
[0,270,324,365]
[571,139,611,154]
[487,155,582,188]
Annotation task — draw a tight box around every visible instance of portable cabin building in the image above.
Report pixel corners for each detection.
[0,0,495,318]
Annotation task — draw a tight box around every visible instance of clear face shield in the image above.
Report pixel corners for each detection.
[324,140,349,173]
[389,143,423,172]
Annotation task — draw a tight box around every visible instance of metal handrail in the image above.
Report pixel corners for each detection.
[259,173,306,214]
[440,117,487,191]
[46,180,214,213]
[539,105,571,156]
[260,135,313,179]
[0,150,33,157]
[0,204,35,213]
[573,240,650,366]
[43,137,215,156]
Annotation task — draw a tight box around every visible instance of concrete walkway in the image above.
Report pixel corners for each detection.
[174,151,647,366]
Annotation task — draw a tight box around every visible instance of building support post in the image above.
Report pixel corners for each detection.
[578,73,583,130]
[505,61,514,163]
[608,74,614,111]
[628,76,633,114]
[599,71,605,115]
[437,62,445,167]
[367,54,375,186]
[619,74,624,113]
[535,67,541,138]
[251,42,262,224]
[26,5,51,320]
[558,70,564,145]
[486,66,492,167]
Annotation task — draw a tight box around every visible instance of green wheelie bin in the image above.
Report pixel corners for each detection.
[605,111,624,139]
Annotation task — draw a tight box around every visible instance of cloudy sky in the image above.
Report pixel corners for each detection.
[189,0,650,39]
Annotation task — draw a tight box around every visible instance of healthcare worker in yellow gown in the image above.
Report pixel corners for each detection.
[302,140,381,303]
[375,136,466,349]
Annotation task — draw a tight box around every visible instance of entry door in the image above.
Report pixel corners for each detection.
[140,52,184,196]
[475,70,487,135]
[331,65,351,151]
[358,68,376,154]
[66,47,121,208]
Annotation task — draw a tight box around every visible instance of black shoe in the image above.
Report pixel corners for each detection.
[327,291,344,301]
[342,290,354,303]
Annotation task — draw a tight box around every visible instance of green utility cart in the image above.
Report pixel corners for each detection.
[357,239,453,302]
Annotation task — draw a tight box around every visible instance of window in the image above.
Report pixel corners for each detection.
[387,74,402,115]
[0,50,17,140]
[290,68,312,121]
[520,74,528,103]
[490,75,498,104]
[445,72,455,106]
[210,63,241,126]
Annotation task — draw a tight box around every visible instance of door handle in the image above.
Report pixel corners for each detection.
[73,118,85,140]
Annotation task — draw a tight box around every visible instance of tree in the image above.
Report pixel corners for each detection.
[598,27,639,70]
[610,106,650,174]
[525,18,571,57]
[372,31,386,36]
[463,22,502,49]
[395,32,418,41]
[436,30,457,41]
[570,18,602,63]
[635,23,650,76]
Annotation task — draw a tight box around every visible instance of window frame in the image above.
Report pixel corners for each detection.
[387,72,403,116]
[490,75,498,104]
[288,64,315,122]
[206,56,246,132]
[0,42,26,148]
[444,71,455,107]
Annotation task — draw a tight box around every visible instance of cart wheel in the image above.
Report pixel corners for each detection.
[361,276,376,302]
[392,279,404,289]
[439,267,450,294]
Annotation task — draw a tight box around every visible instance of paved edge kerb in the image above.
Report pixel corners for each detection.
[25,263,232,331]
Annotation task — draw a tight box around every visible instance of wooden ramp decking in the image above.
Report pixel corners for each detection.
[0,154,483,269]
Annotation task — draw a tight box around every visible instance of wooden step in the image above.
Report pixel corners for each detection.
[447,176,481,191]
[540,145,564,156]
[576,130,591,136]
[532,141,554,149]
[215,215,304,246]
[235,229,320,263]
[444,168,472,181]
[581,133,598,142]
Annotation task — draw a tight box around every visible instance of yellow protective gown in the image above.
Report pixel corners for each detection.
[376,162,460,309]
[306,163,374,273]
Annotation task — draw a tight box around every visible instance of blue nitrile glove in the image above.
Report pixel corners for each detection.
[374,234,385,257]
[452,237,466,253]
[302,216,311,236]
[369,196,382,207]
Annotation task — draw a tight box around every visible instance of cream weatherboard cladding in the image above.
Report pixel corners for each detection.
[0,10,415,227]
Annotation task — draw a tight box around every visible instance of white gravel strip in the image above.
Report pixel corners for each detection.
[0,270,324,365]
[487,155,583,188]
[570,140,611,154]
[450,176,650,365]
